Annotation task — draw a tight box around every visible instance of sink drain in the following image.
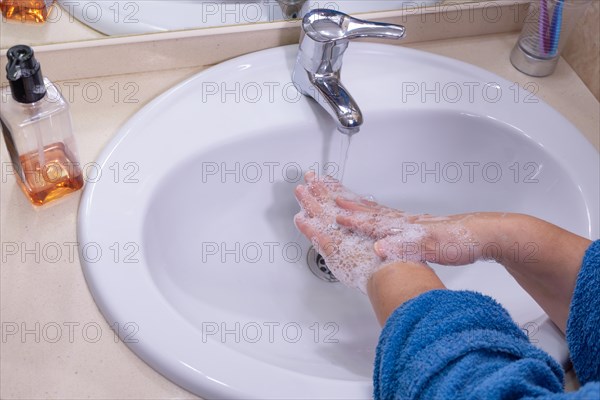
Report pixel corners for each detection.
[306,246,339,283]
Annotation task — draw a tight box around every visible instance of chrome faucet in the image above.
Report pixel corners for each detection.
[276,0,307,19]
[292,9,406,135]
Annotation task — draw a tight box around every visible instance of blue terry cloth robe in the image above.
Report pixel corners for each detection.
[374,240,600,399]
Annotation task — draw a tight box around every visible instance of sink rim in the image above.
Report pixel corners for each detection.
[78,43,600,399]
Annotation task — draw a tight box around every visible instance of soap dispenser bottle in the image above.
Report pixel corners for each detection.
[0,45,84,206]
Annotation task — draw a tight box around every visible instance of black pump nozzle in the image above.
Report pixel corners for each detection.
[6,45,46,104]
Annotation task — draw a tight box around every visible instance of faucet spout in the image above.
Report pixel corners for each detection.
[292,9,406,135]
[293,67,362,135]
[314,76,361,135]
[276,0,307,20]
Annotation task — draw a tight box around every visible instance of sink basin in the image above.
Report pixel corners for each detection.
[78,43,599,399]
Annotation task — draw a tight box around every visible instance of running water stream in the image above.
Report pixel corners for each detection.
[337,133,353,183]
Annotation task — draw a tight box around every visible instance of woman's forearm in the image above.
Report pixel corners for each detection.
[367,262,446,326]
[368,213,591,331]
[491,214,591,333]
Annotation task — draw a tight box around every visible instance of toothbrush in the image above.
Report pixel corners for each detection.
[550,0,564,56]
[539,0,551,56]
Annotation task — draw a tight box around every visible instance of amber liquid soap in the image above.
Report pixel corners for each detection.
[0,0,55,23]
[18,142,84,206]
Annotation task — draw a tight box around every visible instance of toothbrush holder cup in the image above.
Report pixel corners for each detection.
[510,0,592,77]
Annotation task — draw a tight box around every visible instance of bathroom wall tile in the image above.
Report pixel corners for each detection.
[562,1,599,101]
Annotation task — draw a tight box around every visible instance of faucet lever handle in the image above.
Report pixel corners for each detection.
[302,9,405,42]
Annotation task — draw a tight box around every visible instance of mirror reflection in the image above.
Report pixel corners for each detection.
[1,0,477,49]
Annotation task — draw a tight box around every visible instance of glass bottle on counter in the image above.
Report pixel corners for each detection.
[0,0,56,23]
[0,44,84,206]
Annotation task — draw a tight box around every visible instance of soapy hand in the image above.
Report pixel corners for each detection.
[294,174,500,292]
[294,172,392,293]
[335,199,497,266]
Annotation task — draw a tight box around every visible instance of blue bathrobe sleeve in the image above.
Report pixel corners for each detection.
[566,240,600,385]
[373,240,600,399]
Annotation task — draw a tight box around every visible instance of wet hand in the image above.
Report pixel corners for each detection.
[294,172,391,293]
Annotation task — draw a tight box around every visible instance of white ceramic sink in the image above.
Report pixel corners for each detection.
[57,0,440,35]
[78,43,599,399]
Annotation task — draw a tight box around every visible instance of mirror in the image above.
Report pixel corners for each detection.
[1,0,481,49]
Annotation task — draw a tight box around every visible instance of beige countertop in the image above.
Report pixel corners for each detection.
[1,31,598,399]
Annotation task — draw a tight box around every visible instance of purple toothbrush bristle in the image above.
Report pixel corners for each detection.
[539,0,551,55]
